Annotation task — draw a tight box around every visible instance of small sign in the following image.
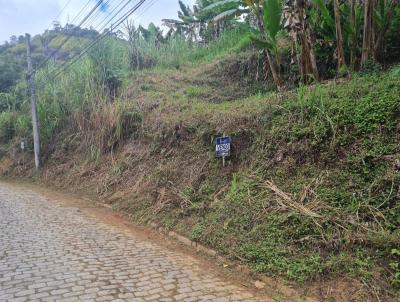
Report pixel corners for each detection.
[20,140,26,151]
[215,136,231,158]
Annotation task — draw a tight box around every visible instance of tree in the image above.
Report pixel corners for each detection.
[125,21,142,70]
[9,36,18,45]
[349,0,360,69]
[284,0,319,82]
[52,21,62,32]
[333,0,346,70]
[252,0,285,90]
[0,55,22,92]
[373,0,399,61]
[18,35,25,44]
[162,1,204,41]
[361,0,375,65]
[202,0,284,90]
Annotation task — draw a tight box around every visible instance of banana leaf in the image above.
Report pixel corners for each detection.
[250,34,273,50]
[264,0,282,42]
[202,0,241,12]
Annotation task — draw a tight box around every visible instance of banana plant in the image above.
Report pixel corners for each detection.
[201,0,284,90]
[309,0,363,71]
[374,0,399,61]
[311,0,346,71]
[282,0,319,82]
[344,0,363,70]
[201,0,247,22]
[250,0,285,89]
[360,0,399,65]
[162,1,199,41]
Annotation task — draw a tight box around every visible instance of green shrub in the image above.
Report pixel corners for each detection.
[240,241,323,282]
[0,111,16,143]
[190,223,206,241]
[15,114,31,138]
[352,91,399,134]
[391,249,400,289]
[391,65,400,77]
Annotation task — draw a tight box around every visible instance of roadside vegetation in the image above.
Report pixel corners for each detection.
[1,0,400,300]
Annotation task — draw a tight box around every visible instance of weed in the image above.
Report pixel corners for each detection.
[0,111,16,143]
[184,86,210,98]
[111,160,128,176]
[390,249,400,289]
[15,114,31,138]
[190,223,205,241]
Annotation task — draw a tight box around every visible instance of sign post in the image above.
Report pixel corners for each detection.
[20,139,27,166]
[215,136,231,167]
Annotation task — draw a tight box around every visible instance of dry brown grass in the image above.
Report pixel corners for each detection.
[72,101,141,155]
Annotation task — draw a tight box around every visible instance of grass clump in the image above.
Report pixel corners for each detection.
[122,66,399,294]
[136,25,252,69]
[391,249,400,289]
[0,111,16,143]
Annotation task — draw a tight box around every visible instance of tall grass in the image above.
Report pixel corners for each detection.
[17,37,129,145]
[31,27,252,142]
[0,111,16,143]
[137,25,252,69]
[2,27,251,149]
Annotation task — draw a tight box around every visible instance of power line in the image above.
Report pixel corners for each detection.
[70,0,93,25]
[93,0,131,31]
[47,0,139,73]
[38,0,130,72]
[51,0,147,79]
[37,0,106,70]
[54,0,147,77]
[33,0,132,90]
[84,0,116,30]
[52,0,74,25]
[44,0,134,79]
[132,0,158,23]
[97,0,136,33]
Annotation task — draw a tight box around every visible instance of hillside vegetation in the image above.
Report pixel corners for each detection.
[1,0,400,301]
[2,59,400,300]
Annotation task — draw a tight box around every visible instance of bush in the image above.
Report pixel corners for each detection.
[391,249,400,289]
[15,114,31,138]
[0,111,16,143]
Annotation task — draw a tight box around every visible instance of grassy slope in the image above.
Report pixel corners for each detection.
[2,58,400,300]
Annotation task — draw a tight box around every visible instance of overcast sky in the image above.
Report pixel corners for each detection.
[0,0,196,43]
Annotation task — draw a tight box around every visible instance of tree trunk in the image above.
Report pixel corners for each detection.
[374,0,399,62]
[266,51,284,91]
[297,0,319,82]
[255,9,284,90]
[334,0,346,70]
[361,0,375,66]
[350,0,357,70]
[307,28,320,81]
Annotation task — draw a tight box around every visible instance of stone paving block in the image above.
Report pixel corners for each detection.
[0,183,266,302]
[14,289,35,297]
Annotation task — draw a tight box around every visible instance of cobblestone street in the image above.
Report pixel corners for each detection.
[0,183,268,302]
